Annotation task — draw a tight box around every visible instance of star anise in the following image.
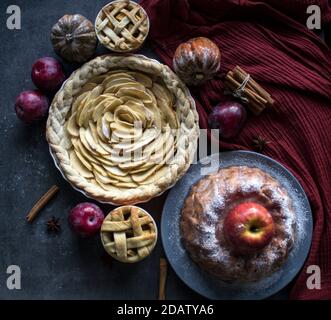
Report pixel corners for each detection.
[252,135,271,153]
[46,216,61,233]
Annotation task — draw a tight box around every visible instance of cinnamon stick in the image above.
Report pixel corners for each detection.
[234,66,274,106]
[224,66,274,115]
[226,72,268,106]
[224,75,266,115]
[158,258,168,300]
[26,185,59,223]
[235,66,273,100]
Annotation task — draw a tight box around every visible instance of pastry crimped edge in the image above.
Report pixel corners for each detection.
[46,54,199,204]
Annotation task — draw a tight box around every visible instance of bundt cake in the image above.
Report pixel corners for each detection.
[180,166,296,282]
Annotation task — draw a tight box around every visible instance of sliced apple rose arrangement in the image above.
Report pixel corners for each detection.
[47,55,199,205]
[65,70,179,189]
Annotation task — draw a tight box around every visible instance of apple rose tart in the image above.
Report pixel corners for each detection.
[47,55,199,204]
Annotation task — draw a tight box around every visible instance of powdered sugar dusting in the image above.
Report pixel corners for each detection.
[240,172,264,192]
[190,167,297,284]
[162,152,313,299]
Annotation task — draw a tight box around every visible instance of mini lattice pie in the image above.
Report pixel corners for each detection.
[95,0,149,52]
[101,206,157,263]
[46,55,199,204]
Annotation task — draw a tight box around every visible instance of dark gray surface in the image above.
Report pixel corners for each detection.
[0,0,289,300]
[162,151,312,300]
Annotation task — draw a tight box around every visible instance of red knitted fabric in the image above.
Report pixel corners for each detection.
[140,0,331,299]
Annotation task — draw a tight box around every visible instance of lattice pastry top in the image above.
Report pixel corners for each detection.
[95,0,149,52]
[101,206,157,263]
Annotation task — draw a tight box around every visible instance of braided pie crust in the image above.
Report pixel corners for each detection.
[46,55,199,204]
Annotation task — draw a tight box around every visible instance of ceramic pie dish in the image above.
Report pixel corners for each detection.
[161,151,313,299]
[46,54,199,205]
[101,205,157,263]
[95,0,150,53]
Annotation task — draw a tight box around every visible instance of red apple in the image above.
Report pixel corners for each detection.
[208,101,247,138]
[15,90,49,124]
[223,202,274,255]
[31,57,65,92]
[68,202,105,237]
